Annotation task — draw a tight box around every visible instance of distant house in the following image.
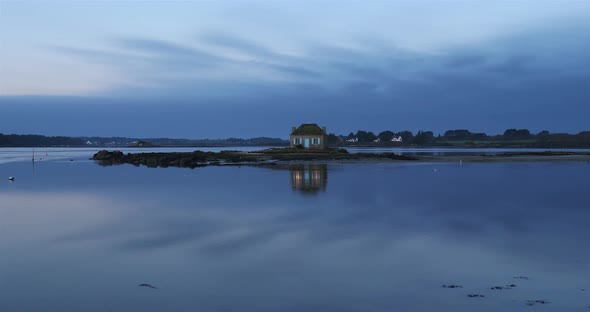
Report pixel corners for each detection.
[290,123,327,149]
[346,137,358,143]
[391,136,403,142]
[373,138,380,143]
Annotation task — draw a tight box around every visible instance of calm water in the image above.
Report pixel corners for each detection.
[2,146,590,164]
[0,149,589,311]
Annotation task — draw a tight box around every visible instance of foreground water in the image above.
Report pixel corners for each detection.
[0,154,589,311]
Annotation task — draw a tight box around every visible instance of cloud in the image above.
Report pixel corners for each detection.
[1,18,587,136]
[446,55,487,68]
[198,31,279,59]
[55,18,588,97]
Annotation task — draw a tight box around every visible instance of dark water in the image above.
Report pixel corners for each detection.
[0,158,589,311]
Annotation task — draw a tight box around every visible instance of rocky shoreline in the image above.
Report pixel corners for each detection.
[92,149,590,169]
[92,148,418,168]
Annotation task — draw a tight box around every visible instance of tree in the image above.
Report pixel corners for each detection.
[398,131,414,143]
[327,133,341,144]
[355,130,377,142]
[443,129,472,140]
[377,131,395,142]
[414,130,434,145]
[471,132,488,140]
[503,129,531,140]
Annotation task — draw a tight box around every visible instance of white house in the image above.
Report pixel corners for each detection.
[391,136,403,142]
[346,137,358,143]
[373,138,380,143]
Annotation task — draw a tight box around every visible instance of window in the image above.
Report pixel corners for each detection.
[293,138,297,145]
[317,138,321,144]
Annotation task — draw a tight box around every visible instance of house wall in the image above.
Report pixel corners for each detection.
[290,134,327,149]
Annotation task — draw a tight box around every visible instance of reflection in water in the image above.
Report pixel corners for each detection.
[1,160,590,312]
[289,164,328,194]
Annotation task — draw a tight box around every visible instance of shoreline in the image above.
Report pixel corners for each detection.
[92,149,590,169]
[3,145,590,149]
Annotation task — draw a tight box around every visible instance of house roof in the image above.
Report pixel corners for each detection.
[291,123,325,135]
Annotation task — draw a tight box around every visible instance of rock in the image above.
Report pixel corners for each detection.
[91,149,419,169]
[491,284,516,290]
[526,300,550,306]
[467,294,485,298]
[442,284,463,289]
[8,176,15,181]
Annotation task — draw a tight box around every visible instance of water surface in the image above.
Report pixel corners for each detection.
[0,153,589,311]
[3,146,590,164]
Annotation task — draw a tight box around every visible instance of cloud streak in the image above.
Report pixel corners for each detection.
[53,18,589,100]
[0,3,588,136]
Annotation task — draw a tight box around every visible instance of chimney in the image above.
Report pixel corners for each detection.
[322,126,327,134]
[292,127,296,133]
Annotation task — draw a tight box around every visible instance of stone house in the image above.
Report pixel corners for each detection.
[290,123,327,149]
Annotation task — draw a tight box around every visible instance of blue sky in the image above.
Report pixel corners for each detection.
[0,1,589,138]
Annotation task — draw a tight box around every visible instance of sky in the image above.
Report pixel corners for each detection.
[0,0,589,139]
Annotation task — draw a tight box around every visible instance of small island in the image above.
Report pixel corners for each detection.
[92,148,590,169]
[91,124,590,169]
[92,148,418,168]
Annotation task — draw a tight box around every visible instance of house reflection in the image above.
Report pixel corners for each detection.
[289,164,328,194]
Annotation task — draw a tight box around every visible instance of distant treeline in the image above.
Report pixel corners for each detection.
[0,134,84,147]
[328,129,590,148]
[0,133,288,147]
[2,129,590,148]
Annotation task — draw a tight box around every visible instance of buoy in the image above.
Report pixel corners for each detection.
[8,176,15,181]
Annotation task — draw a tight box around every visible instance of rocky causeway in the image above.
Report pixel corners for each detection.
[92,148,590,169]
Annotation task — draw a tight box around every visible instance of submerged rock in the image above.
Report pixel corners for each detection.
[491,284,516,290]
[526,300,550,306]
[138,283,158,289]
